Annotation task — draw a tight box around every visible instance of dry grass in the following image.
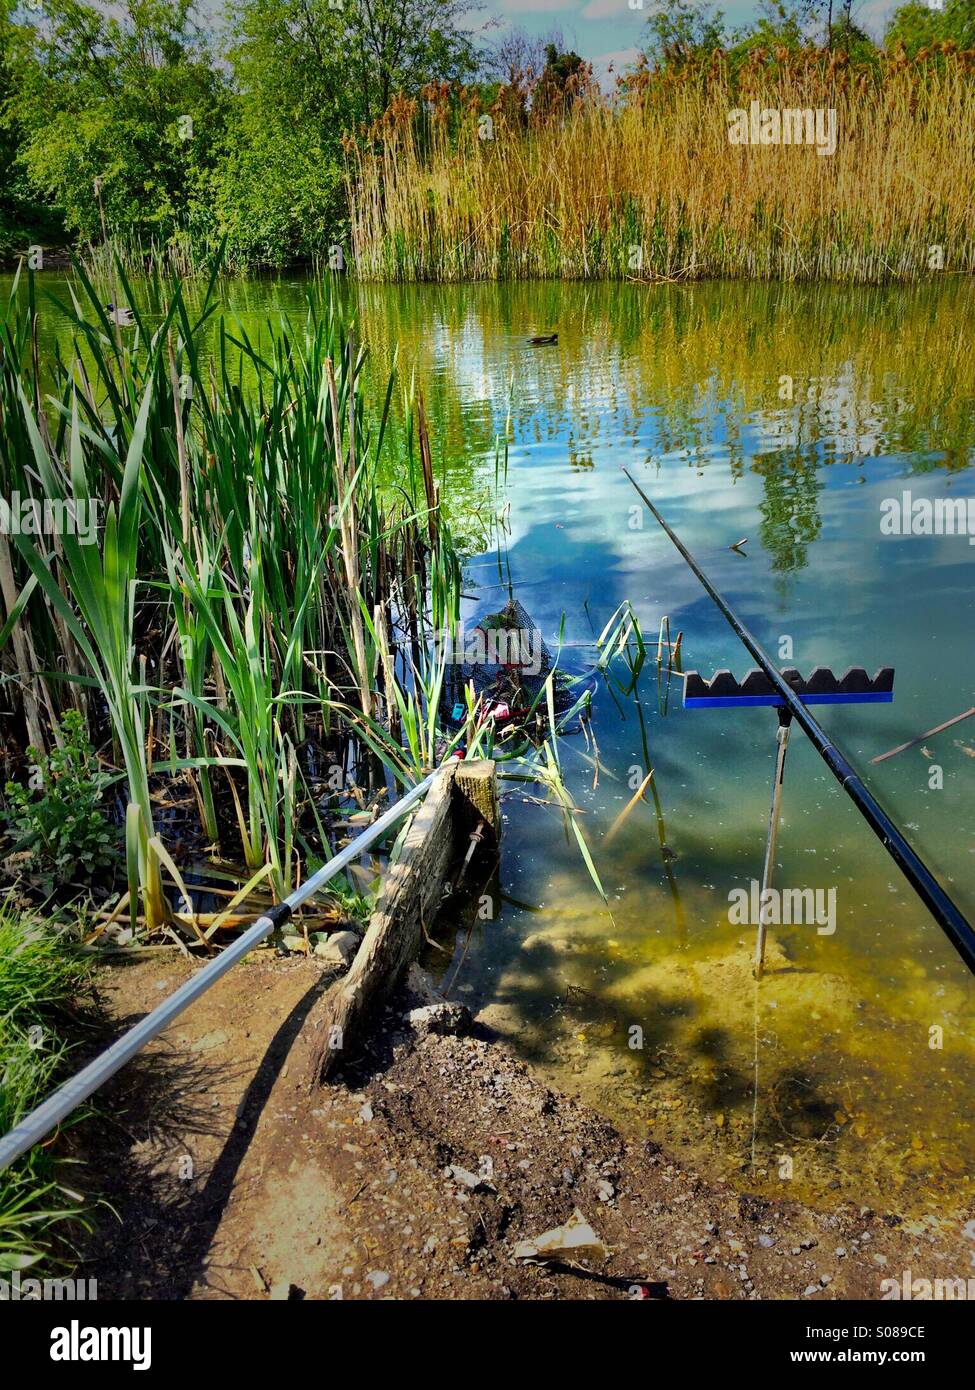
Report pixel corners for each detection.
[348,47,975,283]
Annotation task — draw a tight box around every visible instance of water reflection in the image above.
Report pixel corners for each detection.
[8,269,975,1212]
[753,451,823,578]
[364,276,975,1215]
[351,278,975,478]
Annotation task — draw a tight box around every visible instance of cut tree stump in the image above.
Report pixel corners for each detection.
[299,760,499,1087]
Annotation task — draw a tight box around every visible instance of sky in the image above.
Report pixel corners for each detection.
[463,0,901,88]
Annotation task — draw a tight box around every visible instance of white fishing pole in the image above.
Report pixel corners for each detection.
[0,770,439,1175]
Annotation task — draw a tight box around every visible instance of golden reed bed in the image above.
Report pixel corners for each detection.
[347,46,975,283]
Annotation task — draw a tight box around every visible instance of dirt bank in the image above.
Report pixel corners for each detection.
[75,951,972,1301]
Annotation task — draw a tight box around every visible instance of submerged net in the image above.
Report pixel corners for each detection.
[441,597,575,727]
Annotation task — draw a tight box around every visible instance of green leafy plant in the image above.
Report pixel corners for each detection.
[0,897,94,1273]
[3,710,117,892]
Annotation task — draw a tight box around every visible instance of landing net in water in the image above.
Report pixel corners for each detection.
[441,598,577,733]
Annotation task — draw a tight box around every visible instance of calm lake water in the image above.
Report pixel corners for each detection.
[9,272,975,1216]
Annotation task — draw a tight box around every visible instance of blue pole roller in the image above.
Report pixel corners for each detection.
[683,665,895,709]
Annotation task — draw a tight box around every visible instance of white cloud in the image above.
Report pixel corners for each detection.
[852,0,897,40]
[590,45,642,86]
[498,0,581,12]
[579,0,630,19]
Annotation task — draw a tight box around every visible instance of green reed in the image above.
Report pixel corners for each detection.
[0,256,465,927]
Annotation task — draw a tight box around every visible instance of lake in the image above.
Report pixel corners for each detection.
[8,270,975,1216]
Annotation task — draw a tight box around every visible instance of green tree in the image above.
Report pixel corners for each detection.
[0,1,65,258]
[885,0,975,54]
[219,0,352,267]
[347,0,479,121]
[532,42,586,115]
[10,0,229,252]
[3,0,483,266]
[644,0,728,64]
[223,0,480,266]
[829,12,876,58]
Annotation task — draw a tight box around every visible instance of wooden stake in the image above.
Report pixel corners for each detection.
[301,760,499,1086]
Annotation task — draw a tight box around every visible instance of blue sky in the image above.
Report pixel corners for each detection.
[464,0,901,87]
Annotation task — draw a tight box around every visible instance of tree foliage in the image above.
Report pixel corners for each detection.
[221,0,478,265]
[0,0,478,266]
[1,0,973,268]
[10,0,228,250]
[885,0,975,54]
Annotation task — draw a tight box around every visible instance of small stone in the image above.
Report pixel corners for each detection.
[269,1282,303,1300]
[313,930,360,966]
[407,1002,472,1036]
[448,1165,484,1190]
[366,1271,389,1290]
[819,1273,832,1286]
[358,1103,374,1122]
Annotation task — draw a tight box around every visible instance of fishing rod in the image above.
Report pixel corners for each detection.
[623,468,975,978]
[0,769,441,1176]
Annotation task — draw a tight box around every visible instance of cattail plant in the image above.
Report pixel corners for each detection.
[0,258,466,930]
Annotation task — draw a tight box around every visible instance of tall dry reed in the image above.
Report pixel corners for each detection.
[348,47,975,283]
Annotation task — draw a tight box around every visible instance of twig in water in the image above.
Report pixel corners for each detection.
[606,769,655,844]
[870,706,975,764]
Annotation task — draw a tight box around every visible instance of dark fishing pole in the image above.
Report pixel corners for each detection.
[623,468,975,978]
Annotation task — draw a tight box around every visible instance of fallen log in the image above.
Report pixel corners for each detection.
[299,759,499,1087]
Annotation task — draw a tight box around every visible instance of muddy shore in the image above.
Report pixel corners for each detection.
[73,951,972,1301]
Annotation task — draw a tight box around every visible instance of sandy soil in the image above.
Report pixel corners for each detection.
[74,950,974,1301]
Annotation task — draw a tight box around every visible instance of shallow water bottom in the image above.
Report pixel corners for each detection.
[465,904,975,1218]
